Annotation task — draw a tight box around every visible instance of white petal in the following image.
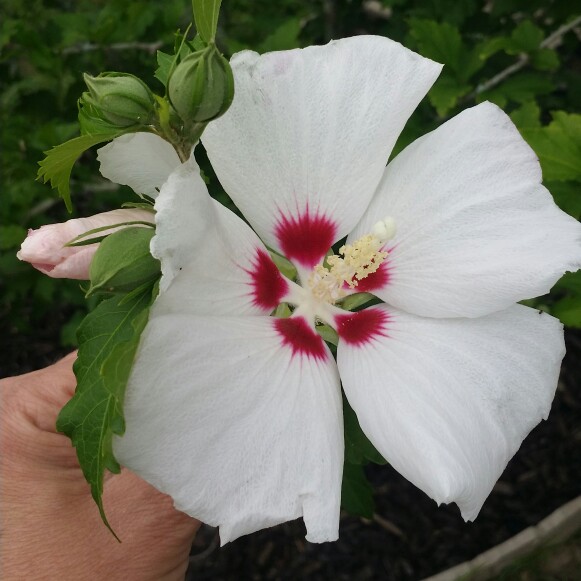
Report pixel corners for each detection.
[336,303,564,520]
[202,36,441,268]
[152,157,293,315]
[349,102,581,318]
[114,314,343,543]
[97,133,181,198]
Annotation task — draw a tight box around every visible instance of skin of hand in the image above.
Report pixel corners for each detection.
[0,352,200,581]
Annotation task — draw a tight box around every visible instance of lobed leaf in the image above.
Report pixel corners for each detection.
[37,132,124,211]
[56,286,154,536]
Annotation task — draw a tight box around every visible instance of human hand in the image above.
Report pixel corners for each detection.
[0,353,200,581]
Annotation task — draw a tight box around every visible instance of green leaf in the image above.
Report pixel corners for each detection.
[341,462,375,518]
[88,228,160,296]
[507,21,544,54]
[520,112,581,182]
[428,74,471,117]
[344,397,386,465]
[530,48,559,71]
[258,19,302,53]
[551,296,581,328]
[554,271,581,295]
[479,72,553,107]
[510,101,541,130]
[37,132,123,211]
[192,0,222,43]
[56,287,153,536]
[409,19,464,74]
[547,181,581,219]
[477,36,509,61]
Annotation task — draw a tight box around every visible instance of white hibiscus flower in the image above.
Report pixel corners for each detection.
[96,36,581,544]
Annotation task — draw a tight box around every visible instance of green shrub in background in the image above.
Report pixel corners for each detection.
[1,0,580,368]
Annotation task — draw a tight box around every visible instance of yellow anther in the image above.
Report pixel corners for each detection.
[308,224,394,304]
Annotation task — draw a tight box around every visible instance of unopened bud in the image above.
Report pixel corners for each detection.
[82,72,155,128]
[168,44,234,124]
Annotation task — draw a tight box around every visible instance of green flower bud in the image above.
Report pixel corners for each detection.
[78,98,122,135]
[82,72,156,128]
[168,44,234,124]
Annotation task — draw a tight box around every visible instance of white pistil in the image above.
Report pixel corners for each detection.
[308,216,396,305]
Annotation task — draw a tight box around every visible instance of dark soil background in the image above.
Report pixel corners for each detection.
[3,323,580,581]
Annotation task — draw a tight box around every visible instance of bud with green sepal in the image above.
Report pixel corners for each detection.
[167,43,234,127]
[82,72,156,129]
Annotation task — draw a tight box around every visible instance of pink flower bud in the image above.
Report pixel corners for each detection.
[17,209,154,280]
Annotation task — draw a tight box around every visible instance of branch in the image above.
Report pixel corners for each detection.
[61,41,163,56]
[471,14,581,98]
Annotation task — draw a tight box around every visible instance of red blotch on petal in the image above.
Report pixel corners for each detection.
[335,308,390,347]
[352,260,392,292]
[246,249,289,311]
[274,316,328,362]
[274,206,337,269]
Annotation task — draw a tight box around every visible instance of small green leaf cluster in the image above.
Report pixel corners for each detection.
[35,2,234,213]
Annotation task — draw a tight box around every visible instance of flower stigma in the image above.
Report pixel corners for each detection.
[308,216,396,305]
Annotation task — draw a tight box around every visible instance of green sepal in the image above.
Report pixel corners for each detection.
[192,0,222,43]
[341,462,375,518]
[65,220,155,247]
[37,132,126,211]
[56,285,154,539]
[316,323,338,346]
[339,293,376,312]
[121,201,155,211]
[269,250,297,281]
[88,227,160,296]
[155,50,175,88]
[78,100,131,136]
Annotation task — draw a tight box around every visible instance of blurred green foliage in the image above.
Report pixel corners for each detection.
[2,0,581,375]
